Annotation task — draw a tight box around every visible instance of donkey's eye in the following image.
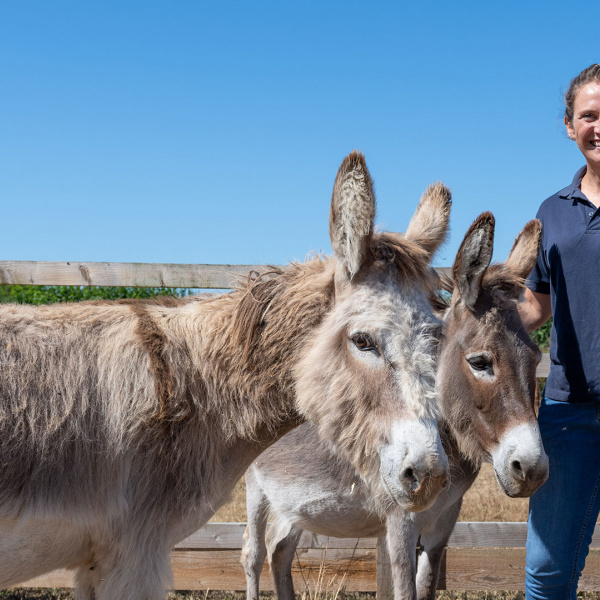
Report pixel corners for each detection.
[467,356,491,371]
[351,333,379,354]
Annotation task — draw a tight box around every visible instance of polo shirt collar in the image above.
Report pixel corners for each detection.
[559,165,588,202]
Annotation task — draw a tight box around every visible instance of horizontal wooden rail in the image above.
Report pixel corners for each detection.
[0,260,453,289]
[15,522,600,592]
[174,521,600,551]
[0,260,269,289]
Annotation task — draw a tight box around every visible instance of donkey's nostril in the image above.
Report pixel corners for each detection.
[402,467,420,491]
[512,460,525,479]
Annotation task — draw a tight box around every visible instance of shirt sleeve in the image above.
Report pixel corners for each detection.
[526,209,550,295]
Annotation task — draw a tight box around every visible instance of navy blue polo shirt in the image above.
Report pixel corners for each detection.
[528,166,600,403]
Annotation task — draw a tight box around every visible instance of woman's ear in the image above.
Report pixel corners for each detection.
[565,115,576,140]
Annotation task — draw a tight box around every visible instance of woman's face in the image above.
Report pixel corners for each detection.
[565,81,600,169]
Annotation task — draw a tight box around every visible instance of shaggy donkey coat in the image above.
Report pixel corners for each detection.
[0,152,451,600]
[242,213,549,600]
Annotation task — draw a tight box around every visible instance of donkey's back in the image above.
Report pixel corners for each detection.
[0,298,195,515]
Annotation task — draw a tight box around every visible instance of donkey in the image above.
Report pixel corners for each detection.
[241,212,549,600]
[0,151,453,600]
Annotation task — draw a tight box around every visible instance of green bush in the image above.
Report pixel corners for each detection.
[0,285,190,305]
[531,318,552,352]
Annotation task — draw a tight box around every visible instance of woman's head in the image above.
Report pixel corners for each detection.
[564,64,600,125]
[564,65,600,170]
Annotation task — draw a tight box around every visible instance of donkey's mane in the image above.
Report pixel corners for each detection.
[231,259,335,362]
[232,233,438,362]
[0,235,438,451]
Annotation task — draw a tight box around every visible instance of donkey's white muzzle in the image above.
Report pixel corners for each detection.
[492,422,549,497]
[378,419,449,512]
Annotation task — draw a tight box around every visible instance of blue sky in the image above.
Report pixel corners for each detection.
[0,1,593,273]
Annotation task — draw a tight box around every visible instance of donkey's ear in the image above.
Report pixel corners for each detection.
[504,219,542,280]
[452,212,495,310]
[329,151,375,279]
[404,182,451,263]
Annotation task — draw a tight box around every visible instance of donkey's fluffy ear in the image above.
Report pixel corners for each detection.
[329,151,375,279]
[505,219,542,280]
[404,182,452,262]
[453,212,495,310]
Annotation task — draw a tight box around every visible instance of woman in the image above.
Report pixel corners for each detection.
[519,63,600,600]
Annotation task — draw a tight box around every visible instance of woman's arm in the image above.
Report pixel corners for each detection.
[519,288,552,333]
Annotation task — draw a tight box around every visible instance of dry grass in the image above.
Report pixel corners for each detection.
[210,477,248,522]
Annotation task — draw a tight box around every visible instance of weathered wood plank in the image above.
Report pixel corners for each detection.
[17,549,376,592]
[0,261,453,290]
[175,524,376,550]
[449,522,529,548]
[175,521,600,551]
[442,548,525,590]
[449,521,600,548]
[441,548,600,591]
[176,522,248,549]
[0,261,268,289]
[171,548,377,592]
[170,548,600,593]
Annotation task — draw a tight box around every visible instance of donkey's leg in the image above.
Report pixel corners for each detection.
[94,557,171,600]
[385,511,420,600]
[415,498,462,600]
[73,569,96,600]
[92,534,173,600]
[267,518,303,600]
[241,468,271,600]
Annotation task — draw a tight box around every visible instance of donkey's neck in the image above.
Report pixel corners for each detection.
[169,258,337,443]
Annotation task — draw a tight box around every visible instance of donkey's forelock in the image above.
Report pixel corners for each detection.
[442,263,530,313]
[365,231,439,291]
[232,231,438,363]
[480,263,529,303]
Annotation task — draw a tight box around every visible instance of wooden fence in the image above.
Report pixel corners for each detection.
[0,260,571,594]
[16,522,600,593]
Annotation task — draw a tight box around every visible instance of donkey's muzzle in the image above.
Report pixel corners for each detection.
[497,457,549,498]
[491,422,549,498]
[399,466,448,512]
[378,418,449,512]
